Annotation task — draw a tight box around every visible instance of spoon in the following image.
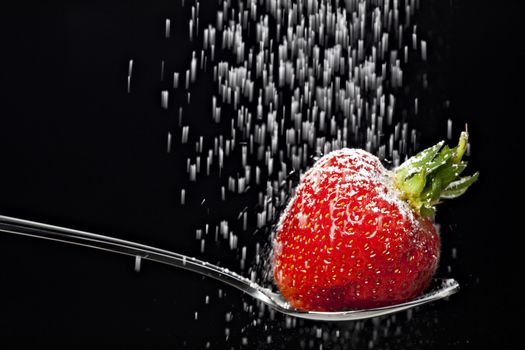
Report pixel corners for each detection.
[0,215,459,321]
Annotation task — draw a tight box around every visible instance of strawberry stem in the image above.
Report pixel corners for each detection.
[394,131,479,217]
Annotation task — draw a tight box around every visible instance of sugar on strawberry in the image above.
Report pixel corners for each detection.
[272,131,478,311]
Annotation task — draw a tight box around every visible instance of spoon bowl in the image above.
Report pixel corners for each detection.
[0,215,459,321]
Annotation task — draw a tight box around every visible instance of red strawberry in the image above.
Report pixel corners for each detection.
[273,132,478,311]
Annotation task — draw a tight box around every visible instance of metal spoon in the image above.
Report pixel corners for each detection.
[0,215,459,321]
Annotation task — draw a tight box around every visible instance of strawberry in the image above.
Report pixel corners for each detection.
[273,132,478,311]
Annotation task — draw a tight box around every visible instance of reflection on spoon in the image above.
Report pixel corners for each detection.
[0,215,458,321]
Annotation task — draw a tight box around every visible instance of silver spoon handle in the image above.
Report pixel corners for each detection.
[0,215,273,305]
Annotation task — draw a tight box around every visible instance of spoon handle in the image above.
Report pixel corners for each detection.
[0,215,273,305]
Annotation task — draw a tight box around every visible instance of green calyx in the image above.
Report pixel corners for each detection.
[394,131,479,218]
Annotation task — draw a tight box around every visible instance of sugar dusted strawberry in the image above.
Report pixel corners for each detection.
[273,132,478,311]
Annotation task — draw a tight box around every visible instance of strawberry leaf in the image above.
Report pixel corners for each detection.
[395,141,444,181]
[394,131,478,217]
[441,173,480,199]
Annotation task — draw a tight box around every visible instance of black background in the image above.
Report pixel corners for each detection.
[0,0,522,348]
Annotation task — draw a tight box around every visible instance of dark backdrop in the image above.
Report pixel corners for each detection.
[0,0,522,348]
